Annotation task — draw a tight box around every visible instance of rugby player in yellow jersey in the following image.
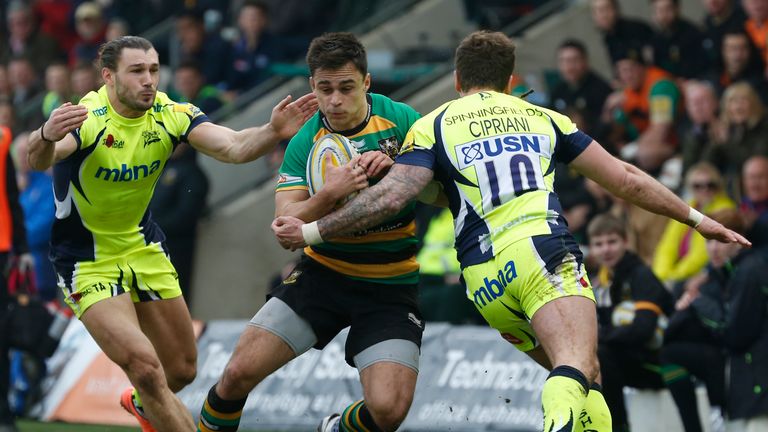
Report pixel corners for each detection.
[26,36,317,432]
[273,31,750,432]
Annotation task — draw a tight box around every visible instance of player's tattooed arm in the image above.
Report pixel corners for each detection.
[317,164,433,238]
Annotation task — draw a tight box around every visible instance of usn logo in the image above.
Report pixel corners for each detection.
[472,260,517,308]
[455,133,550,169]
[95,160,161,182]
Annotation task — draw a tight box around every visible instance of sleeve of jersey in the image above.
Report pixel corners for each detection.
[171,103,210,141]
[549,111,594,164]
[275,132,310,192]
[649,80,680,124]
[394,119,436,170]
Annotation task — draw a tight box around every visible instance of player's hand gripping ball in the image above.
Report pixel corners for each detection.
[306,133,362,206]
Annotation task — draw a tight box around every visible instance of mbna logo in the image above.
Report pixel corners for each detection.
[95,160,161,182]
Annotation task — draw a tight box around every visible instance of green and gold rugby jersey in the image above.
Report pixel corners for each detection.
[397,91,592,268]
[277,93,421,284]
[51,86,209,263]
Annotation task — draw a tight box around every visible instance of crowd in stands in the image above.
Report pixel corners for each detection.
[531,0,768,430]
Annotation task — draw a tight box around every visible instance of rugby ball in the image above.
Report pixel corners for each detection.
[306,133,361,197]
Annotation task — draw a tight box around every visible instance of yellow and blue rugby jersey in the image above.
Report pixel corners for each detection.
[51,86,209,262]
[397,91,593,268]
[277,93,421,284]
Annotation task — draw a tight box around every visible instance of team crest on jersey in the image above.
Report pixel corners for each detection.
[377,136,399,159]
[103,134,124,149]
[142,130,162,148]
[282,270,302,284]
[277,173,303,186]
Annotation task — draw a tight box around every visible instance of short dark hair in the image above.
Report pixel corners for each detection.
[558,39,588,58]
[306,32,367,77]
[587,213,627,240]
[240,0,269,16]
[176,59,203,74]
[98,36,154,70]
[455,31,516,93]
[650,0,679,5]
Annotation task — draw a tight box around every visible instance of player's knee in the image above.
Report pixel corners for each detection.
[218,356,263,398]
[167,356,197,391]
[366,391,412,431]
[123,350,165,394]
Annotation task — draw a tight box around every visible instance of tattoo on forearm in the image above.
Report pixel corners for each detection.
[318,165,433,238]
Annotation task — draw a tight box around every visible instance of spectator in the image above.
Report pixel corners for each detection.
[743,0,768,72]
[604,47,681,173]
[740,155,768,246]
[169,60,223,114]
[704,81,768,197]
[70,2,107,67]
[649,0,707,78]
[32,0,76,53]
[707,29,768,103]
[588,213,675,432]
[171,9,231,87]
[70,62,100,100]
[148,144,209,304]
[653,162,735,286]
[13,133,56,302]
[226,0,284,94]
[704,208,768,431]
[41,63,72,119]
[105,18,130,42]
[549,39,612,138]
[680,81,722,175]
[0,125,30,432]
[0,66,10,99]
[7,56,44,133]
[590,0,653,64]
[416,208,482,324]
[701,0,748,74]
[0,100,14,133]
[0,0,62,75]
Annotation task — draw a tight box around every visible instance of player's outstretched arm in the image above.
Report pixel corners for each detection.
[188,93,318,164]
[27,103,87,170]
[571,141,751,246]
[272,163,433,250]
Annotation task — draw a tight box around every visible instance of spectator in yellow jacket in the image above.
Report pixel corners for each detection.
[653,162,735,285]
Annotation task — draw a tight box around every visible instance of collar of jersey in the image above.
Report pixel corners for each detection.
[319,93,372,136]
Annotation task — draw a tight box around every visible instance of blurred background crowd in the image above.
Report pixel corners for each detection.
[0,0,768,431]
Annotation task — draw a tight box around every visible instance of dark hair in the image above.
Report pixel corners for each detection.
[558,39,588,58]
[176,58,203,74]
[650,0,679,5]
[306,32,367,76]
[455,31,516,92]
[240,0,269,16]
[97,36,154,70]
[587,213,627,240]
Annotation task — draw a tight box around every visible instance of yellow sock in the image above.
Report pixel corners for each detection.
[542,365,589,432]
[576,383,612,432]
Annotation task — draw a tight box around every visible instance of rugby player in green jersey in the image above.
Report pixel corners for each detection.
[199,32,424,432]
[273,31,750,432]
[26,36,317,432]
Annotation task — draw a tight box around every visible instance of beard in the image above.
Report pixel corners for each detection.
[115,77,155,112]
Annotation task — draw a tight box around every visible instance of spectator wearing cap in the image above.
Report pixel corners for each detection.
[590,0,654,64]
[69,1,107,67]
[603,46,682,173]
[0,0,62,75]
[648,0,707,78]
